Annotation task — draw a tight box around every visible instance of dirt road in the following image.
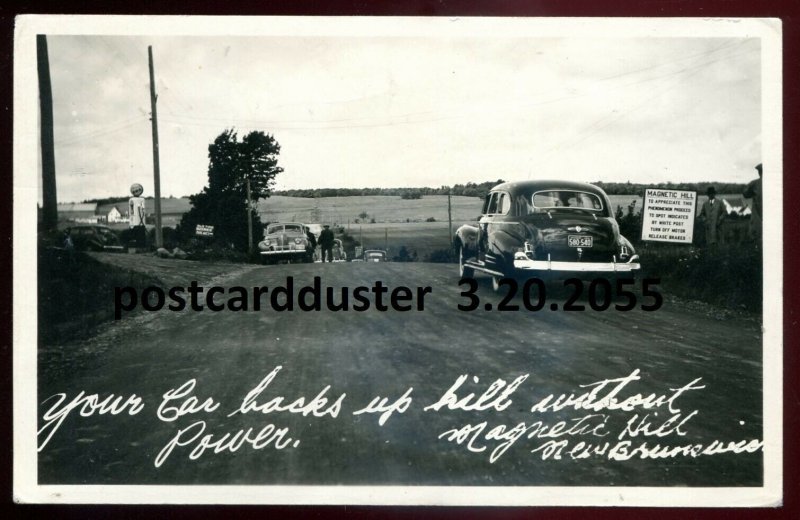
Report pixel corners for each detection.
[37,259,763,486]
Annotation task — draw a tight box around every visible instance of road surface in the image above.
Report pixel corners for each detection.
[37,259,763,486]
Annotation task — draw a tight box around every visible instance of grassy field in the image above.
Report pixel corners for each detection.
[256,195,484,226]
[255,193,743,225]
[257,194,656,224]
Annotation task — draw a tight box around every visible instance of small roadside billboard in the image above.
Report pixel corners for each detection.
[640,188,697,244]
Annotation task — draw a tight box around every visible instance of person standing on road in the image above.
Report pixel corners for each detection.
[700,186,726,247]
[743,163,762,242]
[319,224,335,263]
[305,225,318,262]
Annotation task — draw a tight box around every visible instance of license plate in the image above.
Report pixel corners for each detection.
[568,235,593,247]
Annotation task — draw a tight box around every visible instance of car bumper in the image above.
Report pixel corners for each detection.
[260,248,308,255]
[513,252,640,272]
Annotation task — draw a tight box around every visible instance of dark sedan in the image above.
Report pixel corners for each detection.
[69,224,124,252]
[454,180,640,289]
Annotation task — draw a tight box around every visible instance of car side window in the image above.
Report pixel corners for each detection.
[481,194,492,215]
[486,193,499,214]
[497,192,511,215]
[516,195,533,215]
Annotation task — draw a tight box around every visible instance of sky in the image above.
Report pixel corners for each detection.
[43,33,762,202]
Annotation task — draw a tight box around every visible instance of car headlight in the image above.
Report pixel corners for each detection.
[264,239,271,246]
[618,243,631,261]
[294,237,303,244]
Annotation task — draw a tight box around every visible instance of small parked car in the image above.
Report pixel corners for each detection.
[363,249,388,262]
[454,180,640,289]
[258,223,314,264]
[69,224,124,252]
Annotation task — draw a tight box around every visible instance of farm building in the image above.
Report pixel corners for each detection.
[101,204,129,223]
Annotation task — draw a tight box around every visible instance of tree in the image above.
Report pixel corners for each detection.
[178,129,283,251]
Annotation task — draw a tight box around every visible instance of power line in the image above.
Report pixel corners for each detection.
[531,47,744,170]
[55,116,149,146]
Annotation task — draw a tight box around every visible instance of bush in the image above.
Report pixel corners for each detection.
[38,248,163,343]
[393,246,417,262]
[640,243,762,312]
[618,210,642,246]
[425,248,455,263]
[425,217,437,222]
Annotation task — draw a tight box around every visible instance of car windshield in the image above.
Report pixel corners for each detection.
[284,224,303,233]
[532,191,604,213]
[267,224,304,234]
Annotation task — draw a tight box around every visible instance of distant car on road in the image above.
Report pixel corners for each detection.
[69,224,124,252]
[258,223,314,264]
[363,249,388,262]
[454,180,640,290]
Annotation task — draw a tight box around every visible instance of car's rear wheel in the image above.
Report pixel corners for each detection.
[458,245,474,278]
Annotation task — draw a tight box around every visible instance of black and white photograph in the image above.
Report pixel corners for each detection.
[13,16,782,506]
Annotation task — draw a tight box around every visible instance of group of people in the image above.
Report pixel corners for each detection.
[700,163,762,247]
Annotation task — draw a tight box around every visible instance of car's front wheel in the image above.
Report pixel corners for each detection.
[458,245,474,278]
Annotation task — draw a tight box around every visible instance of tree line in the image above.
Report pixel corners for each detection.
[275,180,751,199]
[591,181,749,195]
[275,180,506,199]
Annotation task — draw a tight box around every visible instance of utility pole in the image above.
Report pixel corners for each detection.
[37,35,58,232]
[148,46,163,248]
[447,190,453,247]
[246,176,253,256]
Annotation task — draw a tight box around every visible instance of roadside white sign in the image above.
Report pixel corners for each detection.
[195,224,214,237]
[640,188,697,243]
